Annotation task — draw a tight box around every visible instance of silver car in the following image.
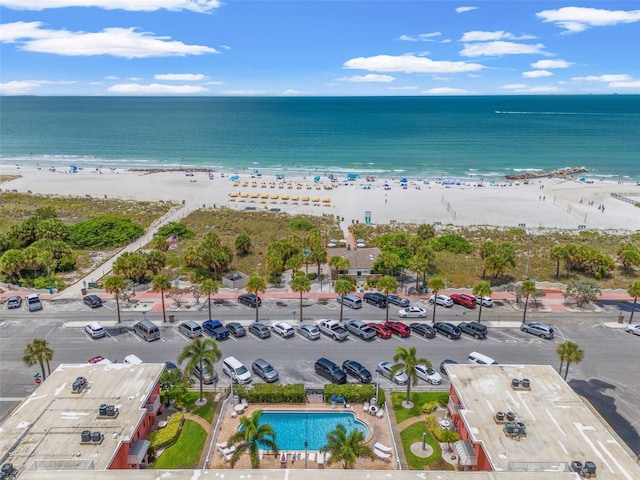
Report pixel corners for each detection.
[521,321,554,339]
[297,323,320,340]
[376,361,408,385]
[415,364,442,384]
[252,358,279,382]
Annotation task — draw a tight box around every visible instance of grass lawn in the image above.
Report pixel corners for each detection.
[400,421,453,470]
[184,391,217,423]
[153,419,207,469]
[392,391,449,424]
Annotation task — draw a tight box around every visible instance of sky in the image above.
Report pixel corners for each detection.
[1,1,640,96]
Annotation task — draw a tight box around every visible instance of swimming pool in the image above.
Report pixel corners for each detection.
[255,410,369,451]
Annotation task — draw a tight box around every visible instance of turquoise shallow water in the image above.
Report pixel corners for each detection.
[1,95,639,179]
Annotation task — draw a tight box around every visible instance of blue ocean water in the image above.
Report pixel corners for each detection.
[1,95,638,179]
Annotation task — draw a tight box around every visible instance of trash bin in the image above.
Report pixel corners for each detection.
[168,315,175,323]
[81,288,87,295]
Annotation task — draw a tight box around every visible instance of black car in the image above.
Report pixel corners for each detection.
[409,323,436,339]
[433,322,462,339]
[440,359,459,375]
[7,295,22,309]
[248,322,271,339]
[226,322,246,337]
[238,294,261,308]
[341,360,372,383]
[164,362,178,371]
[83,294,103,308]
[363,292,387,308]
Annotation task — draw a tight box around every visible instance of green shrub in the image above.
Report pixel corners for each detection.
[307,272,317,281]
[323,384,378,404]
[32,276,65,290]
[424,414,444,442]
[69,215,144,248]
[289,219,315,231]
[421,401,439,414]
[148,412,184,449]
[234,384,306,403]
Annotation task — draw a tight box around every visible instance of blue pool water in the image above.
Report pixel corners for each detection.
[255,411,369,451]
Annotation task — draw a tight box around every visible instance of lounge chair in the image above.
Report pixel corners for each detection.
[222,451,234,462]
[216,441,228,448]
[374,442,392,454]
[259,449,264,460]
[363,401,370,412]
[241,398,248,407]
[219,445,236,456]
[308,452,316,462]
[374,448,391,462]
[376,408,385,419]
[316,452,325,468]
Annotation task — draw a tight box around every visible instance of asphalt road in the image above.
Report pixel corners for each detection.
[1,297,639,455]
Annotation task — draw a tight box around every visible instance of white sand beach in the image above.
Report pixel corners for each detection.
[2,164,639,232]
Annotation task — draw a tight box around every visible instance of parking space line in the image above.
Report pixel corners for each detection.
[494,330,524,342]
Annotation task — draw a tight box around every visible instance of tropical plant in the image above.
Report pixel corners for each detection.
[291,271,311,322]
[177,337,221,403]
[561,341,585,380]
[330,255,350,279]
[334,278,353,323]
[159,368,192,409]
[563,280,601,307]
[227,409,278,469]
[68,215,144,248]
[439,429,460,452]
[479,241,497,279]
[428,277,445,324]
[472,281,492,323]
[550,245,566,279]
[246,275,266,323]
[392,346,431,407]
[320,423,375,469]
[407,254,429,293]
[377,275,399,322]
[235,233,252,256]
[628,280,640,323]
[22,338,54,381]
[103,274,125,323]
[520,279,537,324]
[152,274,172,323]
[200,278,219,320]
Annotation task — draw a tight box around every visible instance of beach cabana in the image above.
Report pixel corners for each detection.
[230,175,239,181]
[261,193,269,199]
[323,197,331,203]
[292,195,300,201]
[251,192,259,198]
[312,196,320,203]
[270,194,279,199]
[240,192,249,198]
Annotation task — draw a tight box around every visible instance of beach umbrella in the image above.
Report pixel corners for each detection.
[356,243,366,247]
[356,238,365,243]
[400,177,407,183]
[330,239,339,243]
[230,175,239,181]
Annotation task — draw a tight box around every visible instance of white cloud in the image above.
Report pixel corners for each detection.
[572,74,632,82]
[398,32,441,42]
[460,41,547,57]
[502,84,528,90]
[205,80,223,85]
[105,75,119,80]
[337,74,395,83]
[0,22,218,58]
[461,31,535,42]
[343,54,484,74]
[456,6,477,14]
[423,87,472,95]
[155,73,205,81]
[530,59,571,69]
[609,81,640,88]
[107,83,208,94]
[280,89,305,96]
[523,70,552,78]
[0,0,221,13]
[501,83,560,93]
[0,79,75,94]
[536,6,640,33]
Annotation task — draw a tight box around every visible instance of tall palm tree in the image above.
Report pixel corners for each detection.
[377,275,398,322]
[520,279,537,324]
[227,409,278,469]
[34,338,54,376]
[472,281,492,323]
[391,346,431,407]
[291,271,311,322]
[334,278,353,323]
[152,274,172,323]
[320,423,375,469]
[177,337,221,403]
[200,278,219,320]
[562,341,585,380]
[428,277,445,324]
[407,254,429,293]
[628,280,640,323]
[246,275,266,323]
[556,341,572,377]
[22,339,48,380]
[103,274,125,323]
[334,256,350,279]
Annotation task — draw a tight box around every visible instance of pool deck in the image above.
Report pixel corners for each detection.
[212,401,396,470]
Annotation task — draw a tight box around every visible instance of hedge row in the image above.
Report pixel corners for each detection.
[424,415,444,442]
[147,412,184,449]
[234,384,306,403]
[323,384,379,404]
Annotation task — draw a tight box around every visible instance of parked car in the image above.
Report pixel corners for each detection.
[398,306,427,318]
[458,321,488,339]
[83,294,103,308]
[521,321,554,339]
[415,364,443,384]
[344,318,376,340]
[387,294,410,307]
[194,363,218,384]
[368,322,392,339]
[252,358,279,382]
[26,293,43,312]
[440,359,459,375]
[84,321,106,339]
[271,321,295,338]
[384,321,411,337]
[226,322,246,338]
[164,361,178,371]
[7,295,22,309]
[297,323,321,340]
[475,295,493,307]
[238,293,261,308]
[429,294,453,307]
[88,355,110,364]
[314,357,347,384]
[376,361,408,385]
[433,322,462,339]
[342,360,372,383]
[248,322,271,339]
[625,324,640,336]
[363,292,387,308]
[450,293,477,309]
[410,322,436,339]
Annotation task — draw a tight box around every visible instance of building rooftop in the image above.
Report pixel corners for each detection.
[0,363,163,473]
[447,364,640,480]
[329,247,380,270]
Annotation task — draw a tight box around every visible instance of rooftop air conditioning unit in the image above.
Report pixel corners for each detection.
[521,378,531,388]
[1,463,15,478]
[91,431,102,443]
[106,405,116,417]
[495,411,506,422]
[511,378,520,388]
[99,404,107,416]
[72,377,87,393]
[583,461,596,475]
[506,411,516,422]
[81,430,91,443]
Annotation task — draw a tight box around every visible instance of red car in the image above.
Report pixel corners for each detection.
[367,322,392,339]
[384,321,411,337]
[450,293,477,309]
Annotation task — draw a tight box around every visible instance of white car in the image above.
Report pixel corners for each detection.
[415,364,442,384]
[625,324,640,336]
[398,306,427,318]
[376,361,408,385]
[84,321,106,339]
[271,321,295,338]
[475,295,493,307]
[429,294,453,307]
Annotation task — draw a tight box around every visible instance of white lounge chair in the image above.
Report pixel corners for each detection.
[363,401,370,412]
[376,408,385,419]
[374,442,392,453]
[259,449,264,460]
[215,441,228,448]
[308,452,316,462]
[316,452,325,468]
[374,448,391,462]
[223,451,234,462]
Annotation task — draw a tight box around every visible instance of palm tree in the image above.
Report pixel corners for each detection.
[103,274,125,323]
[550,245,566,279]
[34,338,54,376]
[562,341,585,380]
[440,429,460,453]
[227,409,278,469]
[628,280,640,323]
[320,423,375,469]
[152,274,172,323]
[177,337,221,403]
[291,271,311,322]
[472,281,492,323]
[329,256,350,279]
[392,346,431,408]
[428,277,445,324]
[377,275,398,322]
[22,339,49,380]
[200,278,219,320]
[246,275,266,323]
[334,278,353,323]
[407,255,429,293]
[520,279,537,324]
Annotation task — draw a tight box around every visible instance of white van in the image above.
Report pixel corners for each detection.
[337,294,362,309]
[467,351,498,365]
[123,354,143,365]
[222,356,252,384]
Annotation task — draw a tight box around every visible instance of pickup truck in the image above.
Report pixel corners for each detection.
[203,319,229,341]
[344,319,376,340]
[316,319,349,341]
